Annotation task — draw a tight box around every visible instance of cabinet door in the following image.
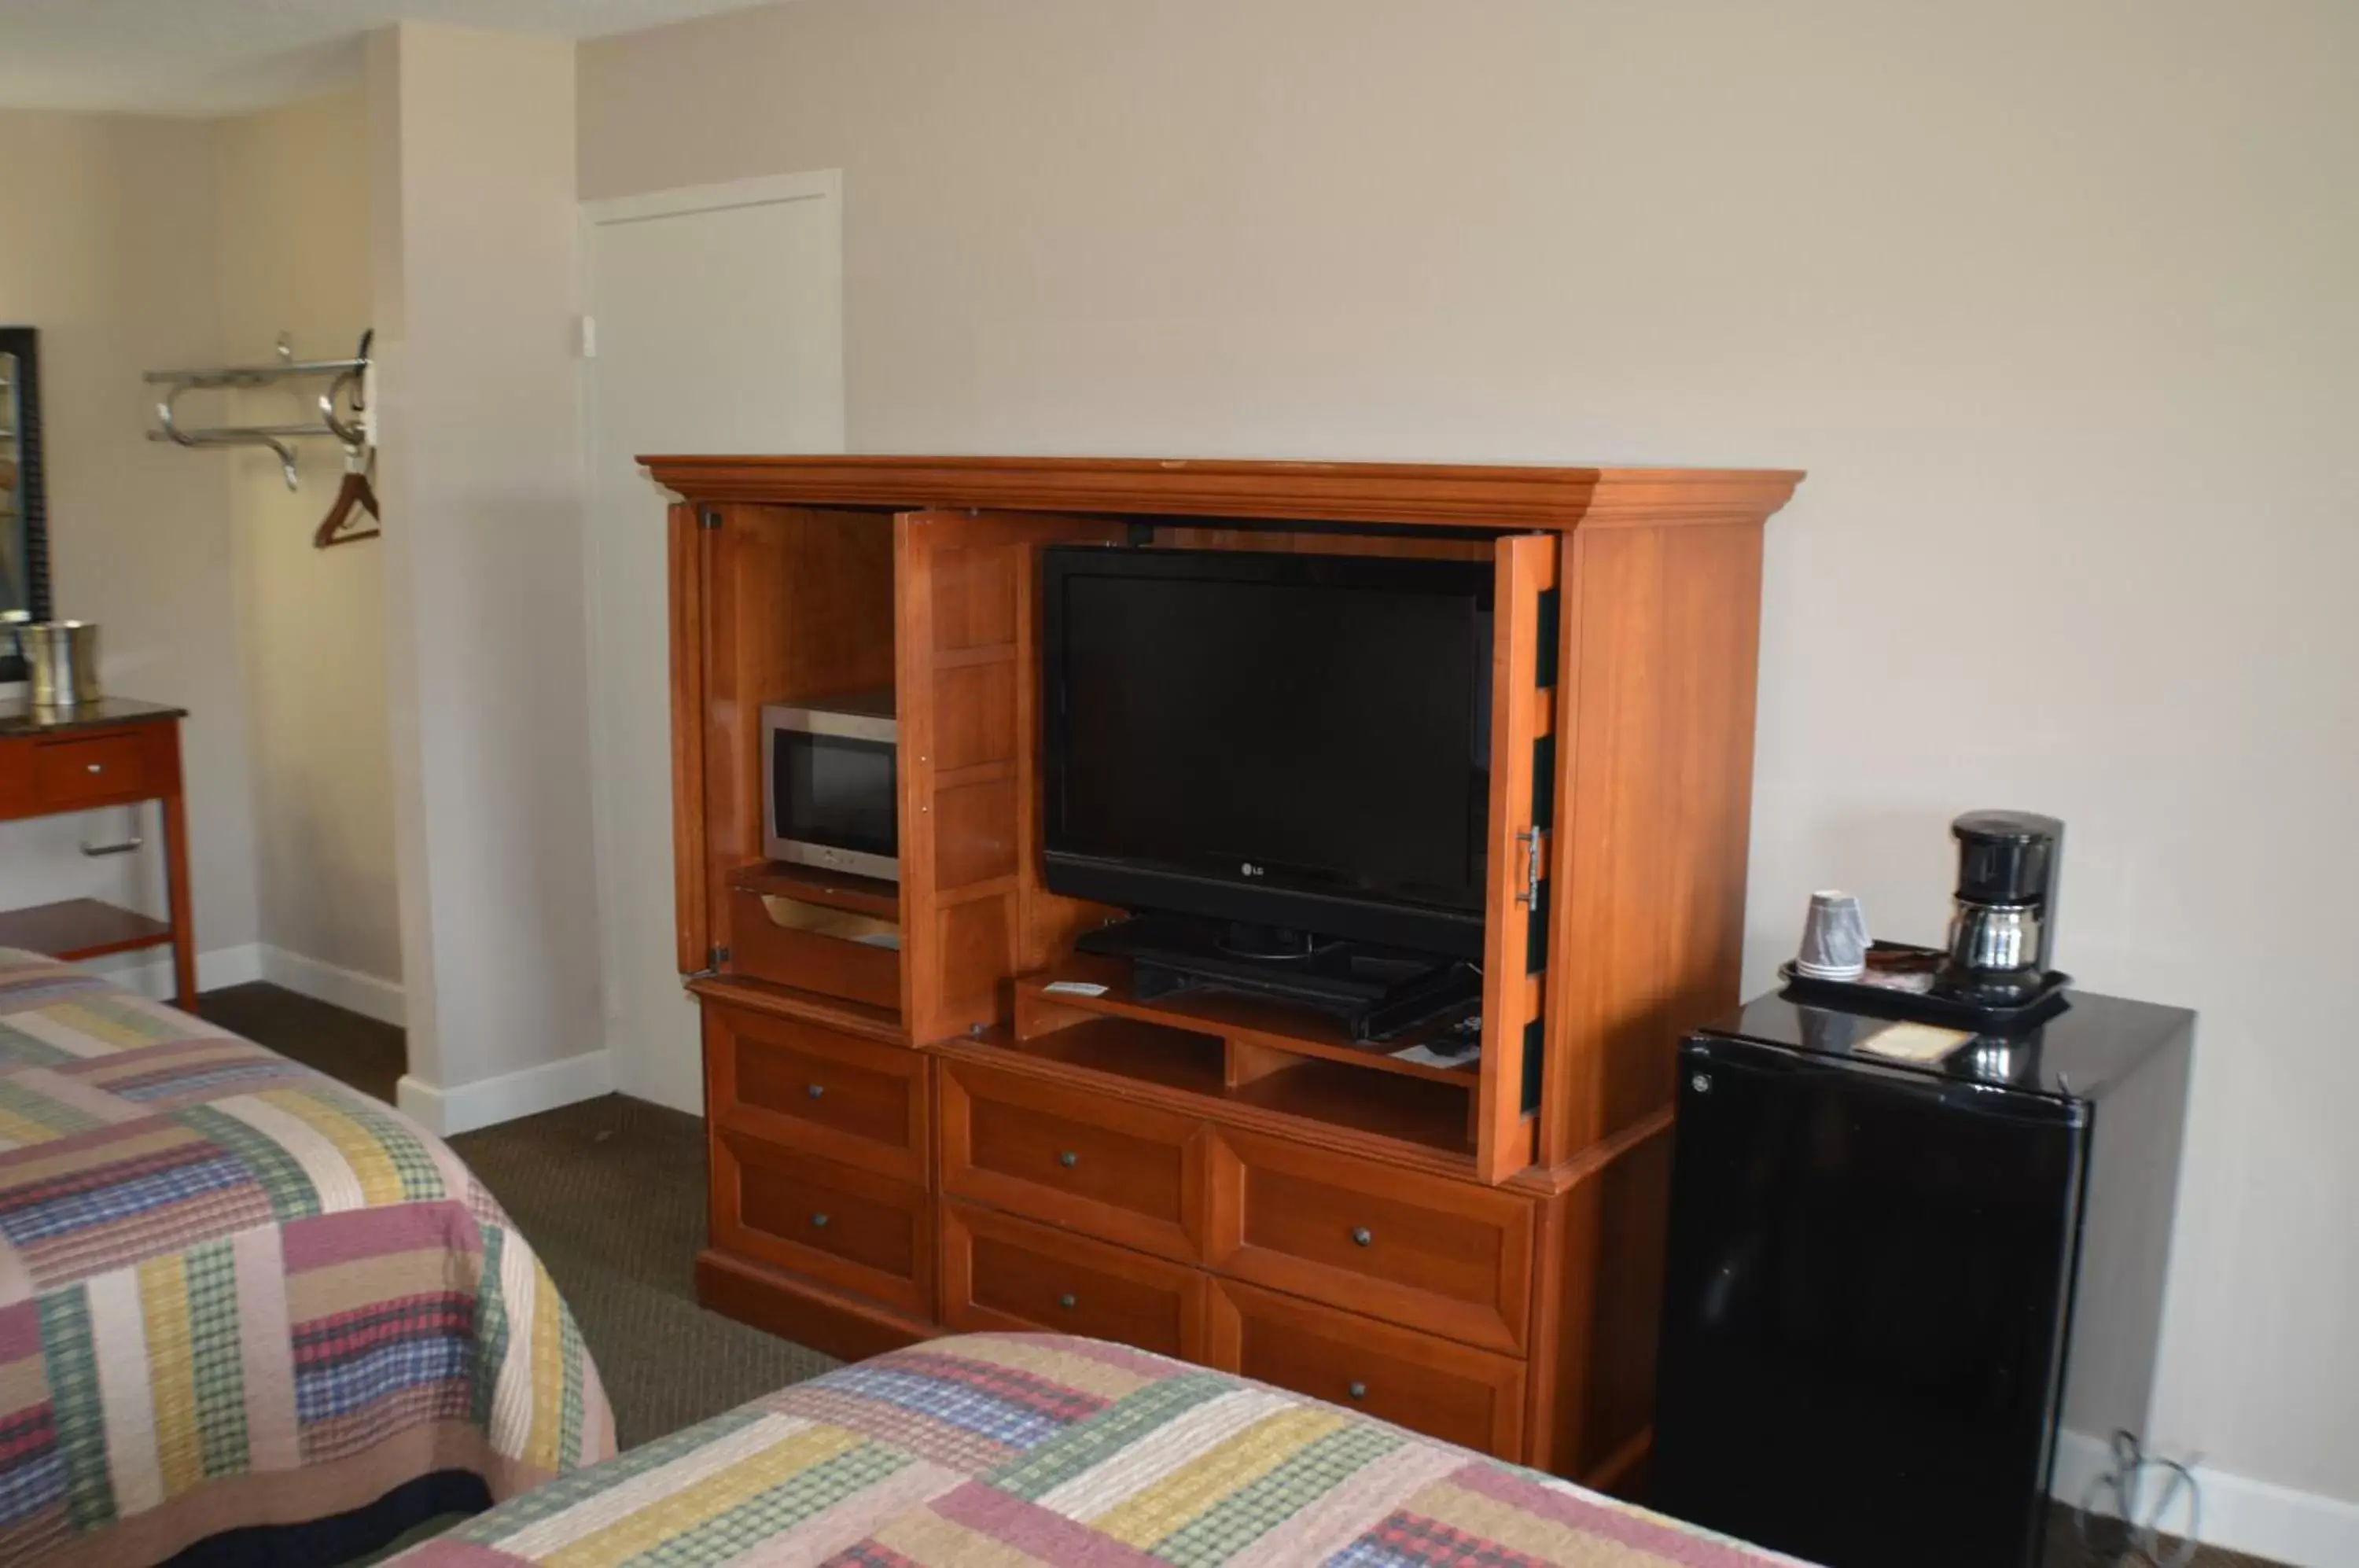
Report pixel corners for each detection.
[672,502,898,981]
[893,510,1122,1041]
[1475,534,1559,1182]
[668,501,711,974]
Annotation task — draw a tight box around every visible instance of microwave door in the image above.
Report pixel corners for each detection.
[766,725,900,881]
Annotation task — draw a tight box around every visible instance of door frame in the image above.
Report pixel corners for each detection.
[577,167,846,1113]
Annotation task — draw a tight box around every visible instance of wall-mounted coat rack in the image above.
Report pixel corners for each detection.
[145,331,373,491]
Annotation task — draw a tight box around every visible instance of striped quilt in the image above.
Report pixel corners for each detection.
[0,950,613,1566]
[393,1333,1807,1567]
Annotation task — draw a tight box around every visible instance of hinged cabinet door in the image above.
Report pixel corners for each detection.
[676,502,900,986]
[1475,533,1560,1183]
[896,510,1124,1041]
[669,501,713,975]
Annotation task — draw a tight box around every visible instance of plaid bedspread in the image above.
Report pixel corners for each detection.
[0,950,613,1566]
[394,1333,1805,1568]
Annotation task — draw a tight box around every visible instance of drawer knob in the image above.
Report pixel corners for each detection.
[1057,1150,1078,1169]
[810,1212,830,1228]
[86,764,103,775]
[806,1084,826,1099]
[1350,1227,1374,1247]
[1057,1292,1077,1311]
[1347,1381,1368,1401]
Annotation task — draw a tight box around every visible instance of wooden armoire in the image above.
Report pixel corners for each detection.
[653,456,1801,1489]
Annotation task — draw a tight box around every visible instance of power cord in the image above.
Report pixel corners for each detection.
[2077,1430,2200,1568]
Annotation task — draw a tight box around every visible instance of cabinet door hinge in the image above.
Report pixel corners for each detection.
[1514,829,1546,908]
[685,944,729,981]
[697,508,723,530]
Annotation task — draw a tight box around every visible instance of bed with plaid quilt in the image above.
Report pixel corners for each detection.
[392,1332,1805,1568]
[0,949,613,1566]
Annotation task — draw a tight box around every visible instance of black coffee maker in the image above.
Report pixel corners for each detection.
[1935,811,2063,1003]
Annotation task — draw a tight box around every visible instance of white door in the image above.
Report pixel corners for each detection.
[583,171,845,1115]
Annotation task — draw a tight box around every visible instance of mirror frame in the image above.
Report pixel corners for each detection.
[0,326,51,683]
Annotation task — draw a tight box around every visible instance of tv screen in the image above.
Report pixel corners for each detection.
[1042,547,1492,955]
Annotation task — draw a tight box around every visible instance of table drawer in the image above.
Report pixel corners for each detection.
[941,1201,1205,1360]
[1209,1278,1525,1459]
[707,1003,925,1181]
[940,1061,1204,1261]
[713,1132,930,1317]
[34,732,150,811]
[1209,1128,1534,1353]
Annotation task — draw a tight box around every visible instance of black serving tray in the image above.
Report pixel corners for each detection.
[1779,940,2072,1030]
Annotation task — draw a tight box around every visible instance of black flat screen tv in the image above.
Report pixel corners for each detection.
[1041,546,1493,958]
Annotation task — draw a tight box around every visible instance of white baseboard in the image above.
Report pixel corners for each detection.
[396,1049,613,1137]
[87,942,263,997]
[256,945,405,1027]
[2055,1428,2359,1568]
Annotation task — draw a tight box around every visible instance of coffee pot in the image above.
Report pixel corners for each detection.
[1936,811,2063,1003]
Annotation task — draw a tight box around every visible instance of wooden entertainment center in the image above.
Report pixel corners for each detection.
[653,455,1801,1488]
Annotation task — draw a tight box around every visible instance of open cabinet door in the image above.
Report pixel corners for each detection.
[896,510,1123,1043]
[1476,533,1560,1183]
[669,501,712,976]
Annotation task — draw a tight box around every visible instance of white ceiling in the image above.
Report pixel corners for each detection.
[0,0,768,115]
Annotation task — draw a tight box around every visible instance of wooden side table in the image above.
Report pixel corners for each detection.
[0,698,196,1006]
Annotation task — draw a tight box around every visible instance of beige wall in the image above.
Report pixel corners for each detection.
[0,109,259,970]
[213,90,401,988]
[579,0,2359,1529]
[371,24,607,1126]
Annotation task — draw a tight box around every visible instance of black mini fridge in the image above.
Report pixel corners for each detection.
[1651,990,2192,1568]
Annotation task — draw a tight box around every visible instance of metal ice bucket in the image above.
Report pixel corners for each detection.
[23,620,101,707]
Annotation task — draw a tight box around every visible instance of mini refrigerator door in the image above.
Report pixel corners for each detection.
[1652,1031,2089,1568]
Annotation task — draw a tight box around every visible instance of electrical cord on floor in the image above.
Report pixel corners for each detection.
[2077,1430,2200,1568]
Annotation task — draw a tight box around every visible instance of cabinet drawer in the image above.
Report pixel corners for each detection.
[728,888,902,1014]
[34,732,150,811]
[713,1133,930,1317]
[1209,1279,1525,1459]
[941,1201,1205,1360]
[706,1003,925,1181]
[1209,1129,1533,1353]
[940,1061,1204,1261]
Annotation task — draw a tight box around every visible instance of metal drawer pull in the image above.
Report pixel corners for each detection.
[1057,1293,1077,1310]
[806,1084,826,1099]
[1347,1381,1368,1401]
[810,1212,830,1228]
[1350,1227,1373,1247]
[86,763,103,774]
[80,807,144,857]
[1057,1150,1078,1169]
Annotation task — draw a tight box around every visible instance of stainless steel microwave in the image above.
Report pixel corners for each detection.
[761,691,899,881]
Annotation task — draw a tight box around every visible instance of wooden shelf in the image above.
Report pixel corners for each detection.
[1018,955,1479,1087]
[992,1014,1228,1097]
[0,898,171,962]
[1231,1057,1472,1152]
[999,972,1478,1158]
[727,861,900,922]
[962,1016,1473,1160]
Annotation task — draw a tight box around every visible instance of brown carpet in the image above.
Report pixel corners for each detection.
[197,981,407,1106]
[204,983,2284,1567]
[447,1094,838,1448]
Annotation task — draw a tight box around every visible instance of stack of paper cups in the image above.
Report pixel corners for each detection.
[1796,890,1868,980]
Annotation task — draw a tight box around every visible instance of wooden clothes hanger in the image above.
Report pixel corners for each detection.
[314,441,380,547]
